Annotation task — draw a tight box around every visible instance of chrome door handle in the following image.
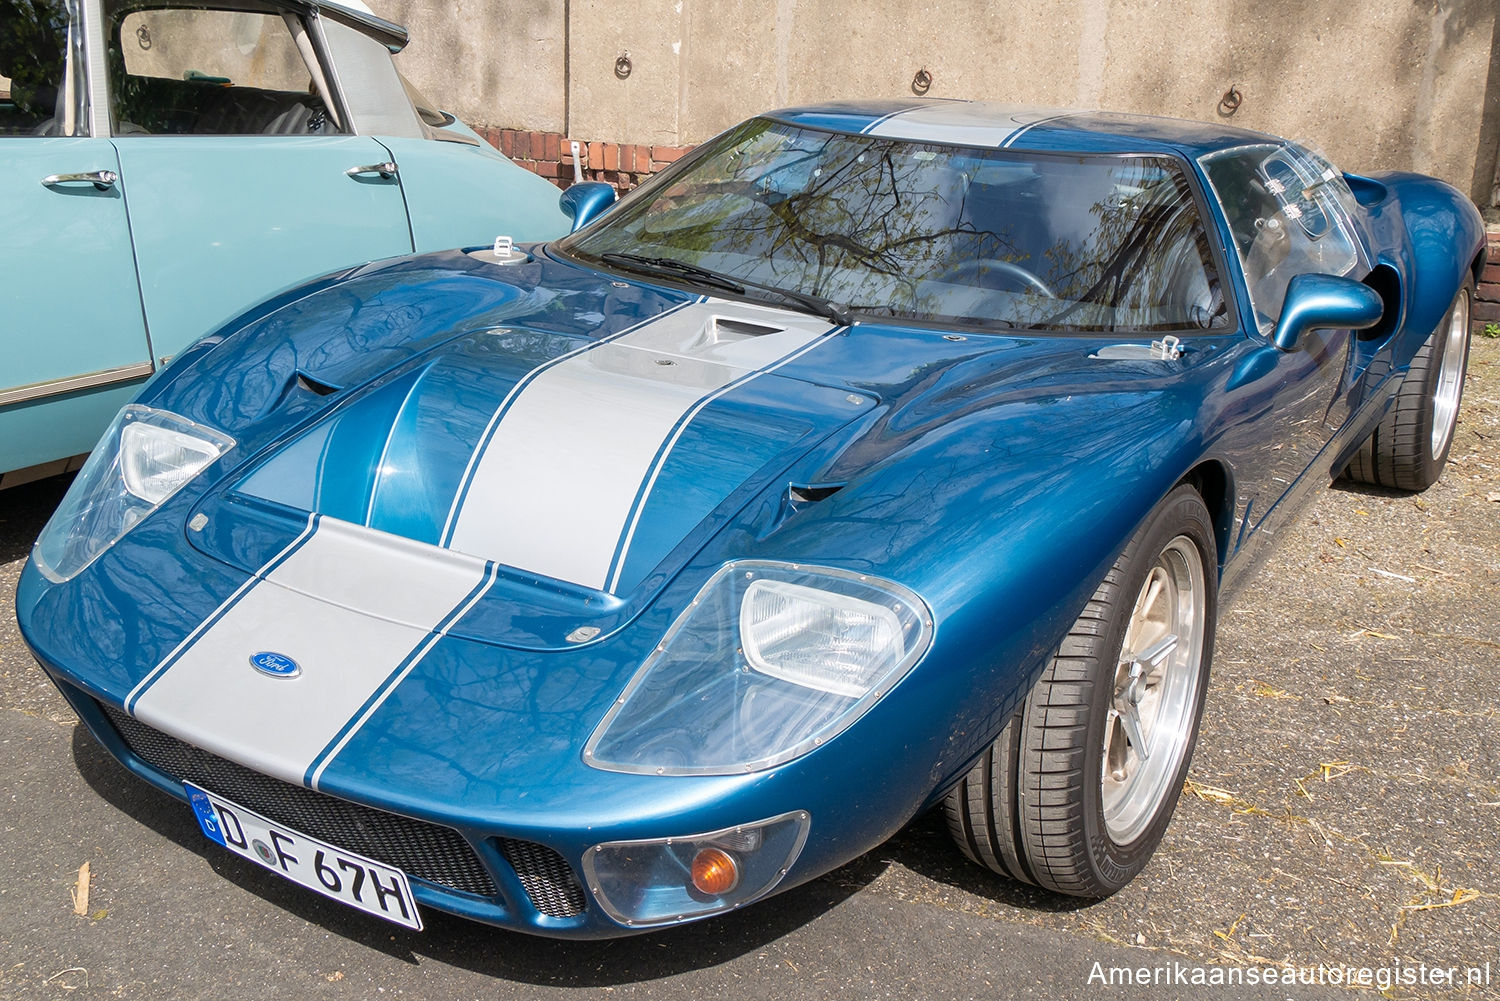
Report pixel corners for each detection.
[345,162,398,179]
[41,169,118,191]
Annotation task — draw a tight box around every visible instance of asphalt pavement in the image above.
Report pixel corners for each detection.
[2,338,1497,1000]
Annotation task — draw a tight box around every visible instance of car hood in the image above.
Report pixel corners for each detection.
[186,296,874,650]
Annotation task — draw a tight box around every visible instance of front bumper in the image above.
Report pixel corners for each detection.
[52,676,615,934]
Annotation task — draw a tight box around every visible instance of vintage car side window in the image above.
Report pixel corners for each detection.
[0,0,87,136]
[319,17,423,139]
[107,6,341,135]
[1200,144,1361,334]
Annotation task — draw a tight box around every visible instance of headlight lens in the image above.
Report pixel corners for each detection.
[741,579,905,696]
[584,561,932,775]
[32,406,234,582]
[583,811,810,928]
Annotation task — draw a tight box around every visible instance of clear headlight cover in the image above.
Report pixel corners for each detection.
[32,406,234,582]
[583,811,811,927]
[584,561,933,775]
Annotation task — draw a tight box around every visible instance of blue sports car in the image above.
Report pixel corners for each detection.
[16,100,1486,937]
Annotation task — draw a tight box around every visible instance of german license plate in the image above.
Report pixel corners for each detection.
[185,782,423,930]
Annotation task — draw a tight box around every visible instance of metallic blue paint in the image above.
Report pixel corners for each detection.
[16,101,1487,938]
[558,181,619,232]
[1271,274,1385,351]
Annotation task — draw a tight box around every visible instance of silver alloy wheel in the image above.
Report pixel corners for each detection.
[1430,291,1470,459]
[1101,535,1207,843]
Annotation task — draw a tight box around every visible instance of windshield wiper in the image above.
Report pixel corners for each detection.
[598,252,851,326]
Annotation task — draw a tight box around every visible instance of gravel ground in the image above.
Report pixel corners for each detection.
[1,335,1496,1000]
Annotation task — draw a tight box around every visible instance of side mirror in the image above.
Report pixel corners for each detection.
[559,181,618,233]
[1272,273,1383,351]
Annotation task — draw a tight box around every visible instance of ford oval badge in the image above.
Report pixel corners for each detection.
[250,651,300,678]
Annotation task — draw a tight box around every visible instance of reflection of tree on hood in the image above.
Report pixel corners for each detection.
[0,0,68,114]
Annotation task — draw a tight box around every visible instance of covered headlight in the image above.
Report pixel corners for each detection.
[33,405,234,582]
[584,561,933,775]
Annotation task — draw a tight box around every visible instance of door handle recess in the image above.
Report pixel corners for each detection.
[42,169,118,191]
[345,162,398,179]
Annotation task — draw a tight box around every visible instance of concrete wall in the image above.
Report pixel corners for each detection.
[376,0,567,134]
[374,0,1500,206]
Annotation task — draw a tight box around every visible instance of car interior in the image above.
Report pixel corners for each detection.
[106,3,341,135]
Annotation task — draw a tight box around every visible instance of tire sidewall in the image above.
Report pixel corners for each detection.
[1079,485,1218,891]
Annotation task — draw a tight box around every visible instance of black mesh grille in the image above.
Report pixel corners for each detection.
[98,702,497,897]
[496,838,587,917]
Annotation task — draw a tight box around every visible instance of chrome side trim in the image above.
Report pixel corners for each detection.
[0,362,155,407]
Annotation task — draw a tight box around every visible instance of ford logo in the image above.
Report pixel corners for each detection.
[249,651,300,678]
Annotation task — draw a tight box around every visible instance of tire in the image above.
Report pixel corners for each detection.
[945,484,1217,897]
[1344,278,1473,491]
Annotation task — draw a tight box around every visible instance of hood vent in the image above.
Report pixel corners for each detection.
[296,372,341,396]
[712,317,784,341]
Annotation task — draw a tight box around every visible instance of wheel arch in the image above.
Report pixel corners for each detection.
[1175,460,1233,573]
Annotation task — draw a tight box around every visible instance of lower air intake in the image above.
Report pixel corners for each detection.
[496,837,588,918]
[99,701,497,896]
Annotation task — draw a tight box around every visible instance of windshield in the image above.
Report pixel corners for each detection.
[560,118,1230,333]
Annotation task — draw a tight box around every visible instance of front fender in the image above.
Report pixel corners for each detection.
[1370,172,1486,363]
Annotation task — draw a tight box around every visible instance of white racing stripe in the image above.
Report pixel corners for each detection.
[131,519,492,787]
[444,300,835,592]
[864,103,1079,147]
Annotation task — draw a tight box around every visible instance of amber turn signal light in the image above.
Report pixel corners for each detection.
[690,847,740,895]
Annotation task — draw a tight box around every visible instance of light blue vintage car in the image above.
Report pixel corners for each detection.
[1,0,568,487]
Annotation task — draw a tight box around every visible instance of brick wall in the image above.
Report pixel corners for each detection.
[1477,229,1500,337]
[475,127,694,193]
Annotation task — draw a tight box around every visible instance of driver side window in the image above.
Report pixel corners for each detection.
[1200,144,1362,334]
[107,6,342,136]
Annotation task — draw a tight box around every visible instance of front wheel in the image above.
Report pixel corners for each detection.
[945,484,1217,897]
[1344,277,1472,491]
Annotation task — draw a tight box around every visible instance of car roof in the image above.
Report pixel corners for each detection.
[287,0,410,50]
[766,99,1282,159]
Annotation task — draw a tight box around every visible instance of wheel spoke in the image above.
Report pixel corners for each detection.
[1138,575,1164,624]
[1118,696,1150,761]
[1135,633,1179,675]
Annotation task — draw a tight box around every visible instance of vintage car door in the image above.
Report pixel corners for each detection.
[1198,143,1368,538]
[314,15,570,252]
[101,1,414,363]
[0,0,154,479]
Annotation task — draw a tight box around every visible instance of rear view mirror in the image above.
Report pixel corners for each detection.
[1272,273,1383,351]
[559,182,618,233]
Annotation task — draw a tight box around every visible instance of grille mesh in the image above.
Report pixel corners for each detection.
[496,838,588,917]
[99,702,498,896]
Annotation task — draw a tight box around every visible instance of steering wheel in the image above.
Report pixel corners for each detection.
[943,257,1057,299]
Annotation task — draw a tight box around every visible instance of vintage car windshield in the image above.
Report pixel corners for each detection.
[561,118,1230,332]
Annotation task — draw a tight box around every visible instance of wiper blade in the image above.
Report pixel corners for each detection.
[739,278,851,327]
[598,253,745,295]
[598,253,851,326]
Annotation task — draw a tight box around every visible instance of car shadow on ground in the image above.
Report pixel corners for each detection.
[1328,476,1409,500]
[0,474,72,564]
[71,722,1086,984]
